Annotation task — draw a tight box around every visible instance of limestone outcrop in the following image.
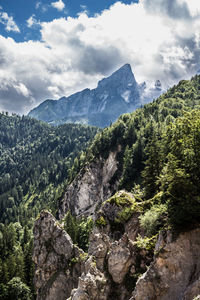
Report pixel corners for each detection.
[33,199,200,300]
[88,228,110,271]
[33,192,147,300]
[132,228,200,300]
[59,148,121,219]
[70,257,110,300]
[33,211,83,300]
[108,235,132,284]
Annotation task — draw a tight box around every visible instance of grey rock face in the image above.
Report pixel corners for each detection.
[132,228,200,300]
[33,200,200,300]
[59,148,120,219]
[70,256,110,300]
[28,64,142,127]
[88,228,110,271]
[108,236,132,284]
[33,211,78,300]
[183,278,200,300]
[33,203,150,300]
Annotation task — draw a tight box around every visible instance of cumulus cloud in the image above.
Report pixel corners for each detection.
[0,10,20,32]
[26,15,40,28]
[51,0,65,11]
[0,0,200,114]
[178,0,200,16]
[143,0,191,19]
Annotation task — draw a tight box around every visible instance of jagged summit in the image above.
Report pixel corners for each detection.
[98,63,135,88]
[28,63,142,127]
[28,63,162,127]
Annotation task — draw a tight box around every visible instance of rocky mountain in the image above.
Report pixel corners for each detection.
[34,196,200,300]
[28,64,162,127]
[32,75,200,299]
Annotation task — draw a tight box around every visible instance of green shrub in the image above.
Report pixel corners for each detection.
[134,234,157,251]
[6,277,31,300]
[96,216,107,227]
[108,191,140,224]
[115,205,136,224]
[107,191,136,207]
[139,204,167,236]
[77,217,93,251]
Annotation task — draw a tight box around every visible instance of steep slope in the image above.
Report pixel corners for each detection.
[59,75,200,220]
[59,147,121,218]
[33,211,78,300]
[28,64,151,127]
[33,75,200,300]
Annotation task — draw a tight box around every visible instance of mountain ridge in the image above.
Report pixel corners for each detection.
[28,64,162,127]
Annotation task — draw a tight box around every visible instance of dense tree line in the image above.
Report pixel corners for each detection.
[0,222,34,299]
[0,114,98,299]
[0,114,98,223]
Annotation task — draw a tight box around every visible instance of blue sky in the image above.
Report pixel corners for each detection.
[0,0,137,42]
[0,0,200,114]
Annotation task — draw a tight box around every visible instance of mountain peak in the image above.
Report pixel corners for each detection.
[28,63,142,127]
[115,63,132,73]
[98,63,136,89]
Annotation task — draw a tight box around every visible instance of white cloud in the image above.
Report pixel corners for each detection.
[178,0,200,16]
[0,11,20,32]
[14,83,31,97]
[51,0,65,11]
[35,2,41,10]
[0,0,200,114]
[26,15,40,28]
[35,2,49,13]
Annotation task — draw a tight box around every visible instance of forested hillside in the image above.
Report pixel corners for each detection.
[66,75,200,228]
[0,114,98,299]
[1,74,200,299]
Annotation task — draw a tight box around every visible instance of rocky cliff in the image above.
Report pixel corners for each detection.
[132,228,200,300]
[33,210,83,300]
[33,191,200,300]
[59,146,121,219]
